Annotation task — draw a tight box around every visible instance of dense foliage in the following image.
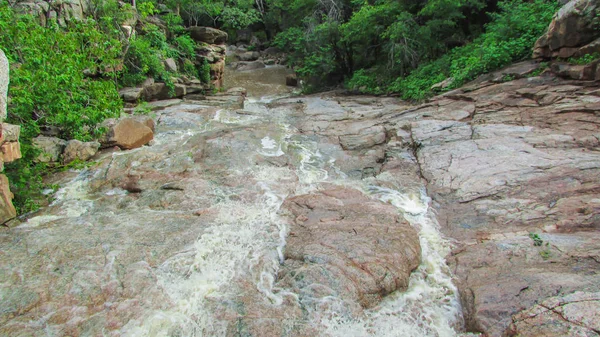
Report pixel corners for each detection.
[268,0,561,97]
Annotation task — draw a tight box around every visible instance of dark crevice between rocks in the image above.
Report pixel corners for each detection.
[407,126,429,185]
[538,303,600,335]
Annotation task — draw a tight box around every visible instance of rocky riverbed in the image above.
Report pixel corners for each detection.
[1,62,599,336]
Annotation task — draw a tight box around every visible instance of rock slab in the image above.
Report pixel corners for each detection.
[62,139,100,164]
[279,186,421,310]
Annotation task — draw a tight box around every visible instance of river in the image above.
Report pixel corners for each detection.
[0,65,467,336]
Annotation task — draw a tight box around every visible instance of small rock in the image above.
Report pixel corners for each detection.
[164,58,178,72]
[62,139,100,164]
[103,118,153,150]
[431,77,454,90]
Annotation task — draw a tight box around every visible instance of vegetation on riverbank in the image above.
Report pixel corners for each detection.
[270,0,560,98]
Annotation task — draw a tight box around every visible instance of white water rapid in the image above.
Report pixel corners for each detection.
[1,66,470,337]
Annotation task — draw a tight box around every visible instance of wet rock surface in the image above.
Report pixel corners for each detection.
[280,185,421,309]
[0,74,430,336]
[268,64,600,336]
[1,64,599,336]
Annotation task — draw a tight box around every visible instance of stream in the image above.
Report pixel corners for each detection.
[0,65,466,336]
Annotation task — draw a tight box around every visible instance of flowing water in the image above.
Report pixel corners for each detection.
[0,66,465,336]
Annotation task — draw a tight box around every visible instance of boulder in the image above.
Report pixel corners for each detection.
[188,27,228,44]
[164,58,178,72]
[0,49,8,121]
[32,136,67,163]
[286,74,298,87]
[234,60,265,71]
[1,123,20,143]
[103,118,153,150]
[533,0,600,59]
[235,29,252,44]
[551,61,598,80]
[131,115,156,132]
[263,46,281,56]
[143,83,169,101]
[210,59,225,88]
[143,83,185,101]
[249,35,261,47]
[1,142,21,163]
[279,186,421,309]
[237,51,260,61]
[119,87,144,103]
[0,174,16,224]
[62,139,100,164]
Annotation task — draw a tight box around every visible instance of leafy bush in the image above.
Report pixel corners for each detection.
[568,52,600,65]
[174,35,197,58]
[197,58,211,84]
[346,69,384,94]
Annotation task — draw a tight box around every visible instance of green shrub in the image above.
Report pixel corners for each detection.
[197,58,211,84]
[568,52,600,65]
[174,35,197,58]
[346,69,384,94]
[183,59,199,79]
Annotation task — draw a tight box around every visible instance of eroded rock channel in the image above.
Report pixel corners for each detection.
[1,63,599,336]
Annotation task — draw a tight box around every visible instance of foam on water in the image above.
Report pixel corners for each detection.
[117,81,462,336]
[120,144,295,337]
[22,176,93,228]
[319,186,462,337]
